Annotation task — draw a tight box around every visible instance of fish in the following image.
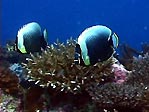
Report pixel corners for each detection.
[16,22,48,53]
[76,25,119,66]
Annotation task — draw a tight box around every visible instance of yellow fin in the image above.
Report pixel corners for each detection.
[84,55,90,65]
[19,47,27,53]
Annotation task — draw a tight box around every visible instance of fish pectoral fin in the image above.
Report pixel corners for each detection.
[84,55,90,65]
[19,47,27,53]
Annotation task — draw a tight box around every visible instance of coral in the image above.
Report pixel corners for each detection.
[141,42,149,54]
[88,83,148,112]
[23,39,116,93]
[111,63,129,84]
[0,45,19,64]
[22,86,45,112]
[0,89,22,112]
[0,43,30,65]
[116,43,149,71]
[116,43,142,70]
[9,63,27,82]
[0,65,20,95]
[5,40,16,52]
[126,53,149,86]
[1,39,148,111]
[88,53,149,112]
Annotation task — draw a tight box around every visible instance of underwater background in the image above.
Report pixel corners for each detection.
[1,0,149,111]
[1,0,149,50]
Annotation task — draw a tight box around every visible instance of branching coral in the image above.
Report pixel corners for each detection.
[88,53,149,112]
[23,39,115,94]
[88,83,148,112]
[126,53,149,86]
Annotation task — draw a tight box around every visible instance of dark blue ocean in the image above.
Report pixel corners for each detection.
[1,0,149,50]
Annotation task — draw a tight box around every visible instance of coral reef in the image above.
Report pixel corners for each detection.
[88,83,148,112]
[0,40,148,111]
[19,38,123,111]
[88,53,149,112]
[116,43,149,70]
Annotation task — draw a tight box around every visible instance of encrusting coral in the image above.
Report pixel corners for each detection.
[0,65,20,95]
[23,39,116,94]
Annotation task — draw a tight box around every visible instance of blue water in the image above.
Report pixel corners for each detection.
[1,0,149,50]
